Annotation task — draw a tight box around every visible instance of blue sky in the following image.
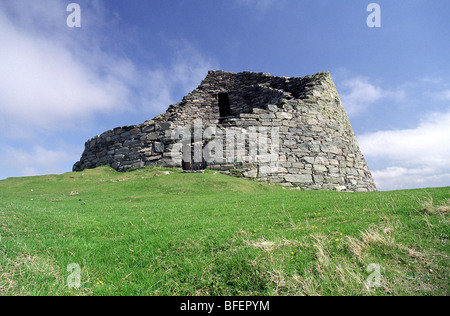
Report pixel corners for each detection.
[0,0,449,190]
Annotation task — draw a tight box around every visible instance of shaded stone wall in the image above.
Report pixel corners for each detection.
[73,70,376,192]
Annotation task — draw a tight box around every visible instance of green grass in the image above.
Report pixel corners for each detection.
[0,166,448,296]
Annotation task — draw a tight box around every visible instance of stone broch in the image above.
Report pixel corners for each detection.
[73,70,377,192]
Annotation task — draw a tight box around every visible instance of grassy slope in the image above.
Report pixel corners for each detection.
[0,166,448,296]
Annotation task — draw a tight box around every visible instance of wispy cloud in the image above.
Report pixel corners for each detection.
[358,110,450,190]
[0,145,80,178]
[336,70,450,190]
[0,1,218,138]
[339,77,405,117]
[0,0,218,179]
[370,166,450,191]
[138,41,219,114]
[340,78,384,116]
[0,1,132,137]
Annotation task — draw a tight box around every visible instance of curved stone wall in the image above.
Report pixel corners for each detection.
[73,70,376,192]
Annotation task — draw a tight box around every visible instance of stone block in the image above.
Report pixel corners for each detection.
[259,165,278,174]
[313,174,324,183]
[156,123,171,131]
[302,156,315,164]
[260,113,276,119]
[142,125,155,133]
[147,132,159,141]
[243,169,258,178]
[314,156,328,165]
[153,142,165,153]
[130,128,141,135]
[285,174,313,183]
[313,165,328,172]
[276,112,293,119]
[255,154,279,163]
[321,144,340,154]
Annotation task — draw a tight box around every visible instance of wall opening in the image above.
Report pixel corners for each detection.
[218,92,231,118]
[182,142,207,172]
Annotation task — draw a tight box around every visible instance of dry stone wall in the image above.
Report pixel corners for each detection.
[73,70,376,192]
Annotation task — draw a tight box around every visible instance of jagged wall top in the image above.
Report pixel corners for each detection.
[153,70,338,125]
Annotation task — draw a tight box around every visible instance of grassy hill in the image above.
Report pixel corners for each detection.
[0,166,448,296]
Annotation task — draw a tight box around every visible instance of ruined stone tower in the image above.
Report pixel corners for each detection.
[73,70,376,192]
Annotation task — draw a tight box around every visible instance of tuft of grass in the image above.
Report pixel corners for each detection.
[417,195,450,216]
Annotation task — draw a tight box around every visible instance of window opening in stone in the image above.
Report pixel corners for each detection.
[218,92,231,118]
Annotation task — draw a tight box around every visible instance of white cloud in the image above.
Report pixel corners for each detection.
[340,78,384,116]
[0,23,129,120]
[0,145,80,178]
[139,41,219,113]
[0,3,131,137]
[0,1,218,138]
[358,110,450,190]
[0,0,218,179]
[359,111,450,167]
[339,77,406,117]
[371,166,450,191]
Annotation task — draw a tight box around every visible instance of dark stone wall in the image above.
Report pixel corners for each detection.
[73,70,376,192]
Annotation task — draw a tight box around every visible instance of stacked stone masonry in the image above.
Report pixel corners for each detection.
[73,70,377,192]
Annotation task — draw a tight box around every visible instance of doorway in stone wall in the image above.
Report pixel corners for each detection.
[218,92,231,119]
[182,141,207,172]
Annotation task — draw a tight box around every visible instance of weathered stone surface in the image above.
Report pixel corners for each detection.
[276,112,293,119]
[302,156,315,164]
[73,70,376,192]
[153,142,164,153]
[260,113,276,119]
[321,144,340,154]
[313,165,328,172]
[130,128,140,135]
[285,174,313,184]
[243,169,258,178]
